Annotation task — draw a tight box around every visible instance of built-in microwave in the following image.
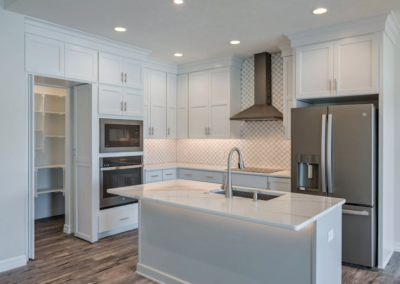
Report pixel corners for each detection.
[100,119,143,153]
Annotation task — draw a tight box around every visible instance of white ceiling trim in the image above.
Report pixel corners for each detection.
[177,55,244,74]
[146,57,178,74]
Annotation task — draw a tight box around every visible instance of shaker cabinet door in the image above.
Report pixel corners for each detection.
[25,34,65,77]
[334,33,378,96]
[177,74,189,138]
[149,70,167,139]
[167,73,177,139]
[123,88,144,117]
[99,52,123,86]
[189,71,209,139]
[98,85,124,115]
[65,44,98,82]
[123,58,144,89]
[295,42,334,99]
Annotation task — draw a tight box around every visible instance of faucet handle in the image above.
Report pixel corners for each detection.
[221,174,227,189]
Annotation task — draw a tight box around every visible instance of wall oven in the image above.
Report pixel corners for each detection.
[100,156,143,210]
[100,119,143,153]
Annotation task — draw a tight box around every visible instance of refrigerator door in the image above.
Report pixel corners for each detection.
[326,104,376,206]
[291,106,328,196]
[342,204,376,267]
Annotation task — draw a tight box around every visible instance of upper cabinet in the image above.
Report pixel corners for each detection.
[65,44,98,82]
[177,74,189,138]
[188,67,241,139]
[99,52,144,89]
[282,56,294,140]
[295,33,378,100]
[166,74,177,139]
[26,34,65,77]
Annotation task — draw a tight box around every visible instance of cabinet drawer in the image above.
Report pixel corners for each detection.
[268,177,291,192]
[163,169,176,181]
[145,170,162,183]
[231,174,269,189]
[178,169,200,181]
[198,171,223,184]
[98,205,138,233]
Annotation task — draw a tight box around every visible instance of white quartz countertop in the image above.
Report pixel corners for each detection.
[108,179,344,231]
[144,163,291,178]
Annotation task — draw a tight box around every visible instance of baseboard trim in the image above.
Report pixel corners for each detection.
[394,242,400,252]
[63,224,73,234]
[136,263,190,284]
[0,255,27,273]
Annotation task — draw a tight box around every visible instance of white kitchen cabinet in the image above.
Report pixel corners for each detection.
[98,85,124,115]
[99,52,144,88]
[98,204,138,234]
[296,41,334,99]
[25,34,65,77]
[334,33,378,96]
[149,69,167,139]
[123,58,144,89]
[295,33,378,99]
[143,69,151,139]
[283,56,294,140]
[124,88,144,117]
[177,74,189,138]
[188,67,241,139]
[268,177,291,192]
[65,44,98,82]
[166,73,177,139]
[189,71,209,139]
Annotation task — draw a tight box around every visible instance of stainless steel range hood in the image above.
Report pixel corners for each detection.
[230,52,283,121]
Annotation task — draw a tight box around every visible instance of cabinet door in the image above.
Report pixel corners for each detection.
[99,52,123,86]
[150,70,166,139]
[25,34,65,77]
[177,74,189,138]
[334,33,378,96]
[98,85,123,115]
[123,58,144,89]
[123,88,144,117]
[295,42,334,99]
[166,73,177,138]
[65,44,98,82]
[189,71,208,139]
[208,67,230,139]
[283,99,293,140]
[143,69,151,139]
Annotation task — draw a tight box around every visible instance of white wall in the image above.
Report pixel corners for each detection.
[0,0,28,271]
[395,31,400,252]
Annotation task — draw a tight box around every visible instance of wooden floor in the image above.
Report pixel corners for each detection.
[0,216,399,284]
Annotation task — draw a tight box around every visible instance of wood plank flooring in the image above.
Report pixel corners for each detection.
[0,215,399,284]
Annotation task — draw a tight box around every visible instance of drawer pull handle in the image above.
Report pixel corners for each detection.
[151,175,159,177]
[185,174,192,176]
[342,209,369,216]
[206,176,213,178]
[120,217,129,221]
[166,173,173,176]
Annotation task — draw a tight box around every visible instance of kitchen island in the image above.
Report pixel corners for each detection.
[109,179,345,284]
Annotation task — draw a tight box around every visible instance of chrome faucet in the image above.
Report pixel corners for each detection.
[224,147,244,198]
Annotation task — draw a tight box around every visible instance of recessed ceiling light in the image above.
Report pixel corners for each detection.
[312,8,327,15]
[114,27,126,32]
[173,0,184,4]
[230,40,241,45]
[174,53,183,57]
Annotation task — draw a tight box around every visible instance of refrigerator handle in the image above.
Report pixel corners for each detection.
[321,114,327,193]
[327,114,333,193]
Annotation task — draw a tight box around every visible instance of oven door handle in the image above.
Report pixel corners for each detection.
[101,165,144,171]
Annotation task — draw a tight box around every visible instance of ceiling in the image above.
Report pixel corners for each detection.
[5,0,400,64]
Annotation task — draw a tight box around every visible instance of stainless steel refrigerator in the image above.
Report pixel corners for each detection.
[291,104,377,267]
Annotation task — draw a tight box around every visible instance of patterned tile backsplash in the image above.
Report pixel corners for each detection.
[144,53,291,169]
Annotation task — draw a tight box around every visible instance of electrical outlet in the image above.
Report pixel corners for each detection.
[328,229,334,242]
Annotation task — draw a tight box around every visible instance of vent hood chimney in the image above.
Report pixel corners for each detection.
[230,52,283,121]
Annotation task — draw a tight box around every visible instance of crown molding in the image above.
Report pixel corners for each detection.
[146,57,177,74]
[25,17,152,61]
[177,55,244,74]
[277,43,293,57]
[286,13,392,47]
[384,12,400,45]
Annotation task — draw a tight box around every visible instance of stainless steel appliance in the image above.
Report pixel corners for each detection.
[100,119,143,153]
[291,104,377,267]
[100,155,143,210]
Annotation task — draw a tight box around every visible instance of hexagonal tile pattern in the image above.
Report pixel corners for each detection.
[145,52,291,170]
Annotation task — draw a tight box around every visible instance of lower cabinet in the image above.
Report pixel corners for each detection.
[98,204,138,234]
[268,177,291,192]
[145,169,177,183]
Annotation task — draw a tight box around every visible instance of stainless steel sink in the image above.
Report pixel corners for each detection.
[206,189,279,201]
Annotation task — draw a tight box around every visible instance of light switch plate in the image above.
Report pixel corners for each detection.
[328,229,334,242]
